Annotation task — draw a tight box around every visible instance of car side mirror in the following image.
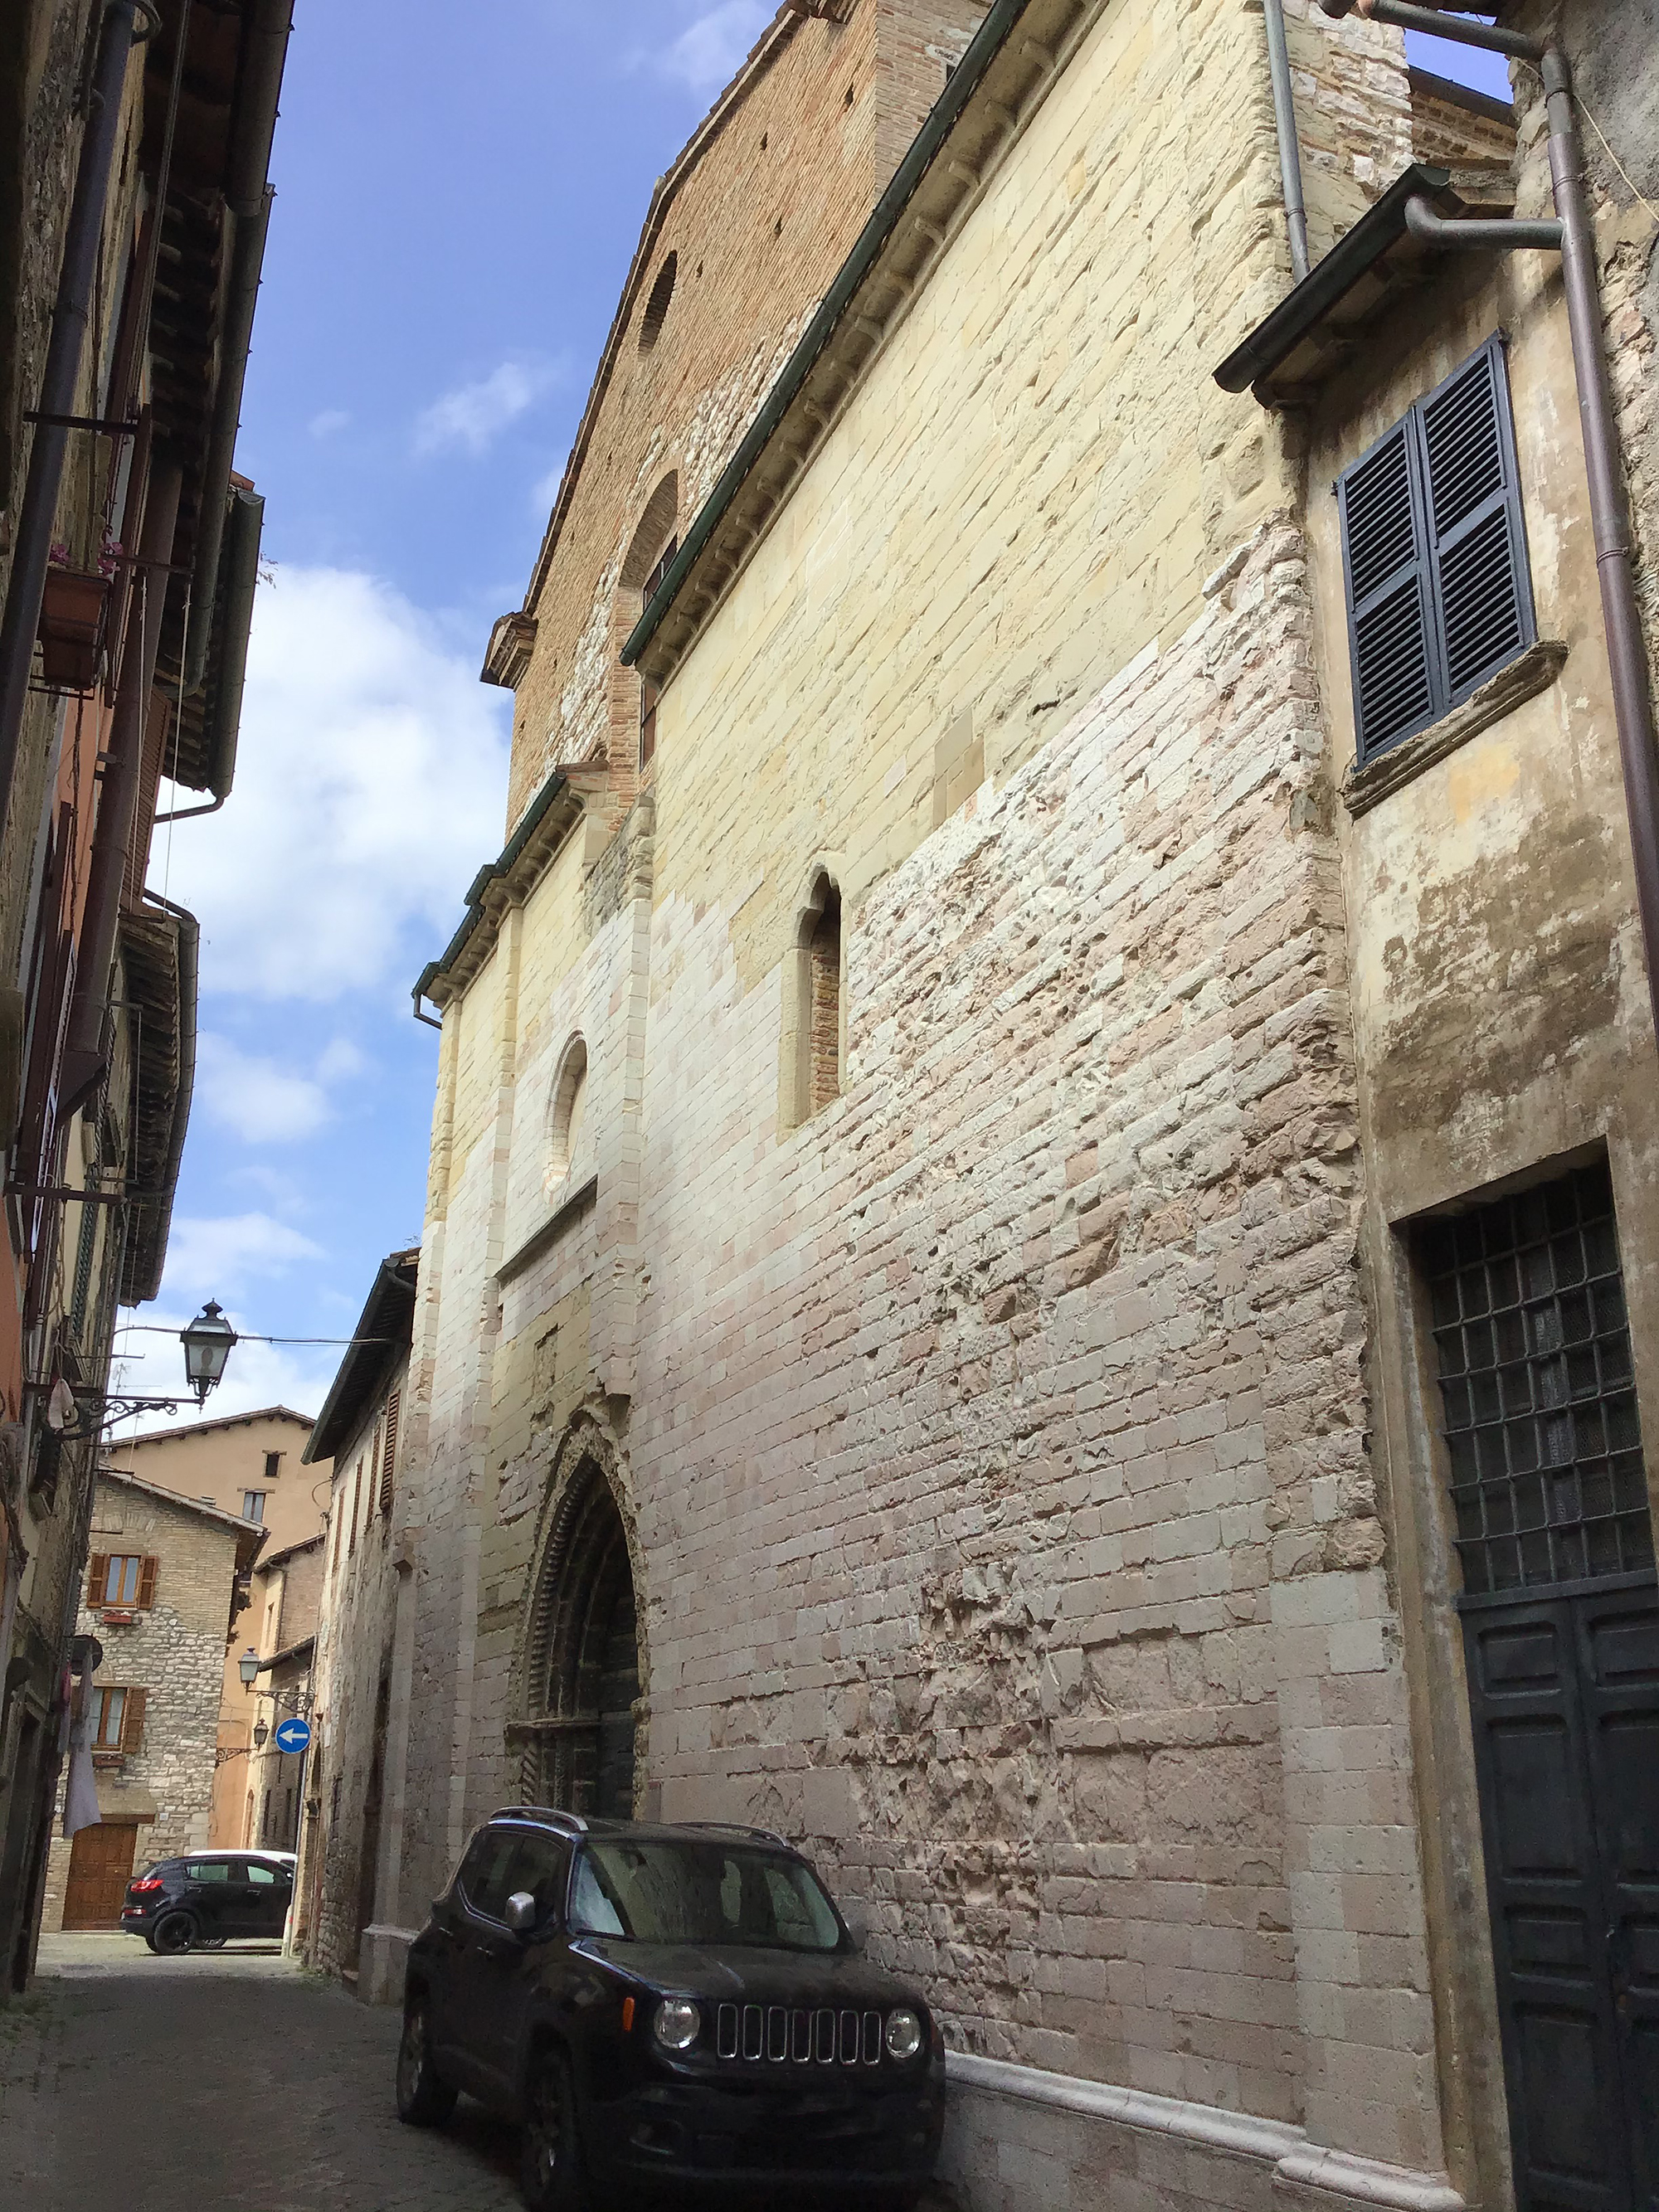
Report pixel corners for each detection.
[503,1890,538,1937]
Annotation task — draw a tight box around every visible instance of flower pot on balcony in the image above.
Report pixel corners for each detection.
[37,566,109,690]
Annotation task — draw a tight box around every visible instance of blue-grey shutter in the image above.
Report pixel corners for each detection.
[1340,421,1437,762]
[1418,338,1535,704]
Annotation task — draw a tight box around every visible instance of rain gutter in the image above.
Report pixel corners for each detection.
[1213,163,1454,393]
[621,0,1037,675]
[412,766,571,1024]
[125,889,198,1304]
[155,482,264,819]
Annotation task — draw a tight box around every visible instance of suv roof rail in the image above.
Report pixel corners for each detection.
[680,1820,791,1849]
[488,1805,589,1835]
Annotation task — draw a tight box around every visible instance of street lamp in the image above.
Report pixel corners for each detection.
[237,1647,260,1687]
[180,1300,236,1406]
[253,1719,269,1750]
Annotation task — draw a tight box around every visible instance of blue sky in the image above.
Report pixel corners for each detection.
[114,4,1510,1430]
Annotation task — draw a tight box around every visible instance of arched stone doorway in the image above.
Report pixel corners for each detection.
[522,1460,640,1818]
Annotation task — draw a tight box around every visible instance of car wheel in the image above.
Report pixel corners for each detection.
[152,1910,197,1956]
[396,1997,457,2127]
[519,2045,586,2212]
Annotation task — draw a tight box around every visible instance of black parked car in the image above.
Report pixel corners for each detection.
[397,1811,945,2210]
[121,1849,296,1952]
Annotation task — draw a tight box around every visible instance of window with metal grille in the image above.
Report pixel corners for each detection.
[1418,1162,1652,1597]
[1338,334,1535,765]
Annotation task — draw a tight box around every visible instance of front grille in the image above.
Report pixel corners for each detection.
[715,2001,884,2067]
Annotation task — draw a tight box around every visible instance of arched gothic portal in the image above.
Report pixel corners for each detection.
[526,1463,640,1819]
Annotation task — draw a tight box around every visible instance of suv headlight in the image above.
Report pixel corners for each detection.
[885,2007,923,2060]
[653,1996,701,2052]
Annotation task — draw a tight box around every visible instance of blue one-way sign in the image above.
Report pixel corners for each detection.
[273,1716,312,1755]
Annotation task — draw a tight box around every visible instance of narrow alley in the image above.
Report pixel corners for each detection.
[1,1937,522,2212]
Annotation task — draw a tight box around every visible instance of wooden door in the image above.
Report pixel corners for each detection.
[1462,1576,1659,2212]
[61,1821,139,1929]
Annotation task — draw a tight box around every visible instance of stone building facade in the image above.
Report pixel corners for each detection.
[297,1251,416,1990]
[38,1469,261,1932]
[0,0,289,1995]
[345,5,1659,2212]
[104,1406,328,1847]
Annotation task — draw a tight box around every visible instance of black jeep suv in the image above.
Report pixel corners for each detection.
[397,1810,945,2210]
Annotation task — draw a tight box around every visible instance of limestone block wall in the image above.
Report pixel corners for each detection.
[387,3,1468,2205]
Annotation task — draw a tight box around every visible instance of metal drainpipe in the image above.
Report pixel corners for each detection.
[57,456,183,1120]
[1264,0,1311,282]
[1540,44,1659,1053]
[1316,0,1659,1048]
[0,1,144,866]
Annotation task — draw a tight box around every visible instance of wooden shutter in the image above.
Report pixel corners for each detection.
[1340,421,1436,761]
[86,1553,109,1608]
[1420,338,1534,702]
[119,1686,148,1753]
[1339,336,1534,766]
[378,1391,400,1514]
[136,1556,158,1610]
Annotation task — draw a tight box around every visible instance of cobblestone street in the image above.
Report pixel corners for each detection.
[0,1937,523,2211]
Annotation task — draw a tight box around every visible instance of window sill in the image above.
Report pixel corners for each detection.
[1340,639,1569,819]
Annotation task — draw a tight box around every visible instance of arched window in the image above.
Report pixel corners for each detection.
[807,887,842,1116]
[523,1462,640,1818]
[784,871,844,1128]
[613,474,678,775]
[639,252,677,352]
[545,1037,587,1195]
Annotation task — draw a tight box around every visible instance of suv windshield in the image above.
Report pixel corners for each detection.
[569,1839,844,1952]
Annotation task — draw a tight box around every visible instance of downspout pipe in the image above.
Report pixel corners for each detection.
[58,455,182,1120]
[1264,0,1311,283]
[1314,3,1659,1050]
[1317,0,1541,62]
[1540,41,1659,1053]
[0,1,144,865]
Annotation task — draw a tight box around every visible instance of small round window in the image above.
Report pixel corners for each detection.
[639,253,677,352]
[546,1039,588,1194]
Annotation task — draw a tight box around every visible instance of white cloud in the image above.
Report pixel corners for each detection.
[414,360,553,457]
[195,1033,374,1143]
[197,1035,330,1143]
[672,2,772,91]
[655,1,770,92]
[309,407,351,439]
[149,566,510,1003]
[160,1212,324,1298]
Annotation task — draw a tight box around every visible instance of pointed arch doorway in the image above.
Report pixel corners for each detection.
[523,1461,640,1818]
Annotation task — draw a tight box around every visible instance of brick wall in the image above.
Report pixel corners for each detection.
[504,1,992,828]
